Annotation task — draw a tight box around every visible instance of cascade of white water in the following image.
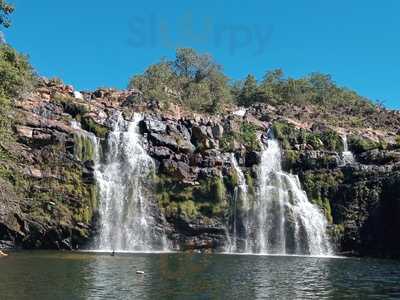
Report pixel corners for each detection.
[228,154,249,252]
[94,113,167,251]
[341,135,355,165]
[239,135,332,255]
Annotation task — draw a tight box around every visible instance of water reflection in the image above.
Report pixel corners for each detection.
[1,252,400,299]
[251,256,333,299]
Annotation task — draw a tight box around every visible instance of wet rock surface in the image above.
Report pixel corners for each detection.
[1,78,400,257]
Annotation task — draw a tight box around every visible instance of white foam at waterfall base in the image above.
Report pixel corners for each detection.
[232,137,332,256]
[93,113,168,252]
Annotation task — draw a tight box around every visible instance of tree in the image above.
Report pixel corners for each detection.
[129,61,178,105]
[128,48,232,113]
[308,73,334,104]
[0,0,14,28]
[174,48,221,82]
[258,69,285,104]
[238,74,258,107]
[206,69,232,113]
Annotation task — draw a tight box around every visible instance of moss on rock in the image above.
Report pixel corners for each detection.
[301,170,344,224]
[53,94,89,117]
[81,116,109,138]
[73,133,95,161]
[273,121,344,152]
[348,135,383,154]
[219,122,261,152]
[155,173,229,220]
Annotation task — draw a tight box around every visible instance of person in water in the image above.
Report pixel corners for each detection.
[0,250,8,257]
[111,250,115,256]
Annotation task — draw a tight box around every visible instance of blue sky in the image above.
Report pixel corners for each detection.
[4,0,400,109]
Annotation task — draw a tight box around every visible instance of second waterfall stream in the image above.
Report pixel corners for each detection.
[229,133,332,256]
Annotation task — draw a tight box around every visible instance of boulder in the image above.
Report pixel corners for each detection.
[245,151,262,167]
[16,126,34,139]
[192,125,209,141]
[151,146,173,159]
[142,118,167,134]
[149,133,194,153]
[162,159,193,181]
[211,124,224,139]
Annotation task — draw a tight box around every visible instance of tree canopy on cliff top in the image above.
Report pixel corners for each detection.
[129,48,377,115]
[129,48,232,113]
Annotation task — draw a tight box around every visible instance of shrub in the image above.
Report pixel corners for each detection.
[240,122,261,151]
[219,132,235,152]
[0,44,35,98]
[348,136,381,154]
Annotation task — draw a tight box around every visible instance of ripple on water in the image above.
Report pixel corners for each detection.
[0,252,399,300]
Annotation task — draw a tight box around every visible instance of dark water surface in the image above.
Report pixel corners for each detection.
[0,252,399,299]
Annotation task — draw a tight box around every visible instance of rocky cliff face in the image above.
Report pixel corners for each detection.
[1,79,399,258]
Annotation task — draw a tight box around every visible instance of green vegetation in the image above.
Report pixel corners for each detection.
[129,48,231,113]
[0,93,12,158]
[396,136,400,148]
[348,135,383,154]
[273,121,344,152]
[0,36,96,239]
[253,70,375,111]
[219,122,261,152]
[237,74,258,107]
[283,150,301,170]
[0,44,35,97]
[81,116,109,138]
[73,133,95,162]
[54,94,89,117]
[53,93,108,139]
[302,171,344,224]
[0,44,35,150]
[225,167,239,191]
[0,43,35,171]
[129,49,380,119]
[244,171,255,196]
[240,123,262,151]
[219,132,236,152]
[273,121,297,150]
[155,174,229,219]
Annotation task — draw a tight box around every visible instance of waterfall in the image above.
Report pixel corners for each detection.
[232,134,332,256]
[227,154,249,252]
[94,113,167,252]
[341,135,355,165]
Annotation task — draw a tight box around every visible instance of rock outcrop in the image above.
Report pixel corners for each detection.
[1,78,400,258]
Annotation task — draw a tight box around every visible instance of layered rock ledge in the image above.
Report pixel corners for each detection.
[1,79,399,258]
